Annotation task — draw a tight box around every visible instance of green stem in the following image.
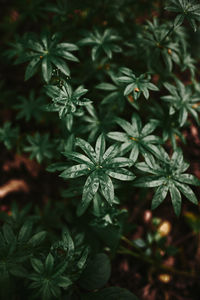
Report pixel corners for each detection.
[118,245,196,278]
[120,236,197,278]
[161,24,175,43]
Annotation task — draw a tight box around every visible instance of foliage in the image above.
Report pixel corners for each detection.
[133,148,199,216]
[1,0,200,298]
[79,28,122,61]
[13,32,79,82]
[55,134,135,215]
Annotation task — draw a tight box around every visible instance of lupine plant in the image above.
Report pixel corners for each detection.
[1,0,200,299]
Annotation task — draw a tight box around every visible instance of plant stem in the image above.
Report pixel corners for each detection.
[161,24,174,43]
[119,237,197,278]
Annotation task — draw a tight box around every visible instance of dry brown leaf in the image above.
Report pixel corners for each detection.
[3,154,40,177]
[0,179,29,198]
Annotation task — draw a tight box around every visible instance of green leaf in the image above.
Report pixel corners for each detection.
[41,56,52,83]
[95,134,106,164]
[45,253,54,274]
[176,174,200,186]
[174,14,185,27]
[124,83,134,96]
[79,253,111,290]
[169,184,182,216]
[18,221,33,242]
[28,231,46,247]
[129,143,139,163]
[63,152,92,164]
[133,177,166,187]
[103,143,121,161]
[3,224,16,244]
[31,258,44,273]
[10,266,28,278]
[99,174,114,204]
[106,168,135,181]
[57,276,72,288]
[76,138,96,163]
[107,131,128,142]
[175,182,198,205]
[59,164,90,178]
[77,173,99,216]
[96,83,117,91]
[51,56,70,76]
[116,118,134,135]
[151,185,168,210]
[105,157,133,168]
[25,57,40,81]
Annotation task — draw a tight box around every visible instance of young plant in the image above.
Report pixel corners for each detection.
[57,134,135,215]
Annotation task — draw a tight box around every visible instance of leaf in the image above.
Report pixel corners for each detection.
[96,83,117,91]
[175,181,198,205]
[129,143,139,163]
[99,174,114,204]
[79,253,111,290]
[59,164,90,179]
[25,57,40,81]
[18,221,33,242]
[107,131,128,142]
[174,14,185,27]
[45,253,54,274]
[50,56,70,76]
[62,230,75,257]
[169,184,182,216]
[3,224,16,244]
[28,231,46,247]
[41,56,52,83]
[151,185,169,210]
[124,83,134,96]
[76,138,96,163]
[57,276,72,288]
[176,174,200,186]
[63,152,92,164]
[77,173,99,216]
[103,143,121,161]
[105,157,133,168]
[116,118,134,135]
[133,177,166,187]
[106,168,135,181]
[10,266,28,278]
[31,258,44,273]
[95,134,106,164]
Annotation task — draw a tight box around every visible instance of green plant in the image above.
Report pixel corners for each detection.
[1,0,200,299]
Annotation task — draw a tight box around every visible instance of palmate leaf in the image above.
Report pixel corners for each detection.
[0,221,46,286]
[14,32,79,83]
[134,148,200,216]
[0,122,19,150]
[83,104,116,142]
[117,68,158,100]
[137,18,182,72]
[14,90,45,122]
[148,102,186,150]
[107,113,161,162]
[29,229,88,299]
[45,81,92,130]
[24,132,55,163]
[95,72,126,111]
[79,28,122,61]
[79,253,111,290]
[161,79,200,127]
[165,0,200,31]
[56,134,135,215]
